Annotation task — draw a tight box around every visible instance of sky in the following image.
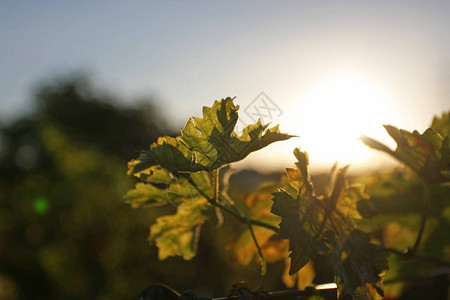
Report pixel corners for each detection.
[1,1,450,172]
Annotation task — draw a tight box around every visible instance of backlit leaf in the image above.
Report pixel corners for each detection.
[431,111,450,138]
[336,183,369,219]
[127,163,172,184]
[129,98,294,173]
[149,197,212,260]
[361,124,450,184]
[124,171,212,208]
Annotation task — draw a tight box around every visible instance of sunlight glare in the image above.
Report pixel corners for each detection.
[289,72,398,168]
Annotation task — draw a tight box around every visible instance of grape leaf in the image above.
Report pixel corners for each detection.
[129,98,294,173]
[124,171,212,208]
[271,149,328,275]
[127,163,172,184]
[361,125,450,184]
[431,111,450,138]
[323,163,372,219]
[336,183,370,219]
[149,197,212,260]
[272,147,384,299]
[326,169,387,299]
[333,230,389,300]
[272,189,329,275]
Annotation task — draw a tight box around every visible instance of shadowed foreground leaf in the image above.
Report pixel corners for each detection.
[271,189,328,275]
[271,149,328,275]
[272,148,385,297]
[333,230,389,300]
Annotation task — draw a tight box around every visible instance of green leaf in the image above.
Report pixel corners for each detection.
[124,171,212,208]
[326,166,349,215]
[271,190,309,274]
[334,181,371,220]
[333,230,389,300]
[272,149,329,275]
[293,148,314,195]
[359,135,395,155]
[271,148,328,275]
[127,163,172,184]
[431,111,450,138]
[338,183,371,219]
[149,197,212,260]
[130,98,294,173]
[361,125,450,184]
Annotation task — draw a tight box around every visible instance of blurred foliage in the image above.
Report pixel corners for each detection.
[0,77,168,299]
[355,167,450,299]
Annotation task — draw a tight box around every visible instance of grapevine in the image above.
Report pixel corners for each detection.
[126,98,450,299]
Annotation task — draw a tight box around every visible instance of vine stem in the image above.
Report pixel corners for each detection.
[382,247,450,268]
[214,201,279,233]
[411,183,431,255]
[246,216,267,290]
[213,168,220,203]
[185,173,278,231]
[204,168,268,289]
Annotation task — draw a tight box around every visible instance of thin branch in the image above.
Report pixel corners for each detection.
[246,216,267,290]
[382,246,450,268]
[213,168,220,203]
[185,174,279,233]
[220,191,242,216]
[384,266,450,284]
[215,201,279,233]
[411,183,431,255]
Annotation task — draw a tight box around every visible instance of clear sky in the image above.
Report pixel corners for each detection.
[1,1,449,172]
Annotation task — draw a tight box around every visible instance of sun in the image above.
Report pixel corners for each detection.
[286,71,398,168]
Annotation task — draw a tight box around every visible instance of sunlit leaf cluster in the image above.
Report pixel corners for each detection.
[125,98,450,299]
[271,148,388,299]
[126,98,292,261]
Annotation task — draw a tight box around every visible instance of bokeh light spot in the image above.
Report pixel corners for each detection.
[33,197,49,214]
